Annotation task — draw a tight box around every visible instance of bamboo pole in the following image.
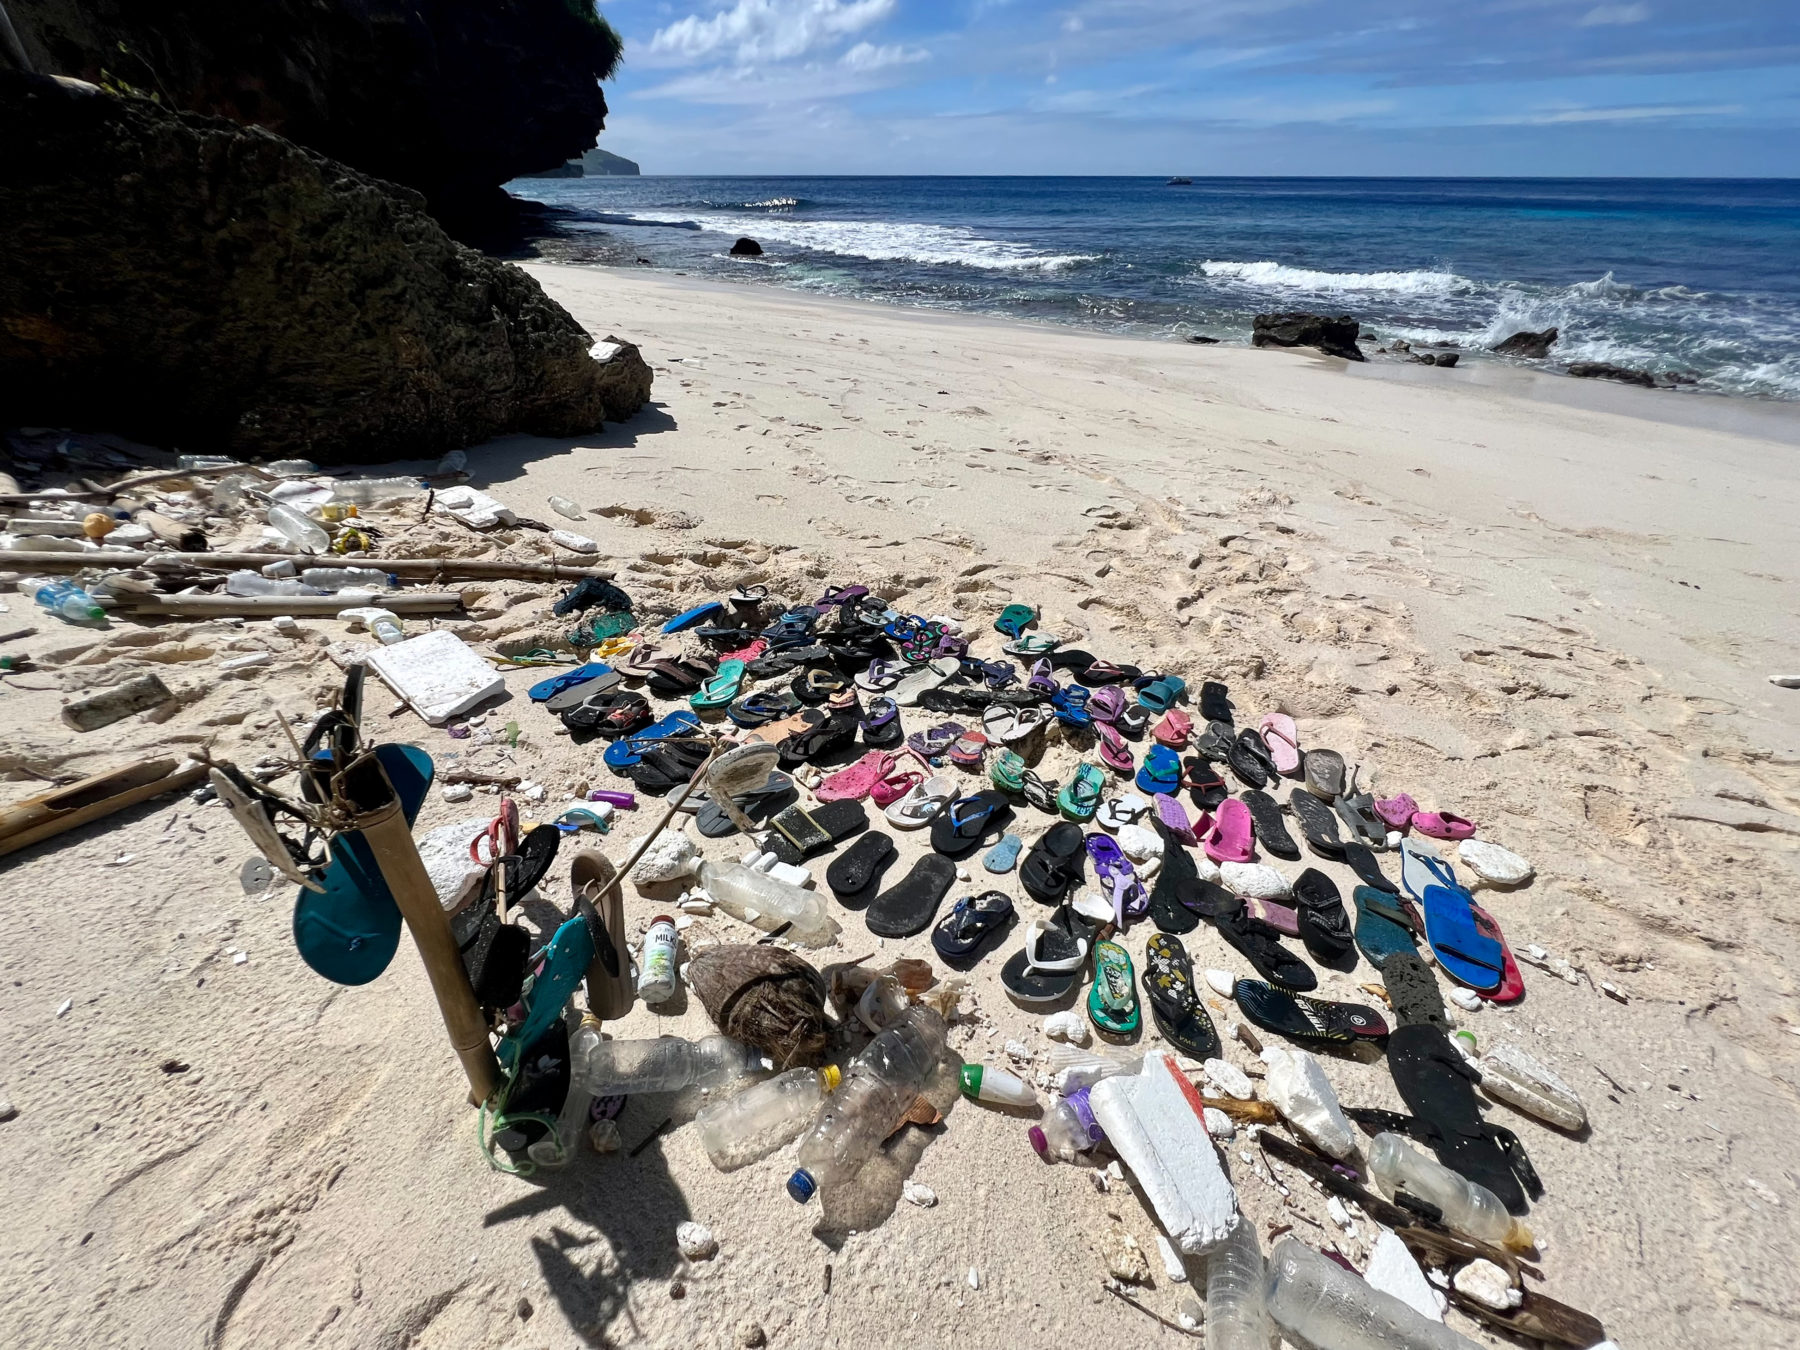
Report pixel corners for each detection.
[0,549,614,583]
[107,591,467,618]
[0,759,207,859]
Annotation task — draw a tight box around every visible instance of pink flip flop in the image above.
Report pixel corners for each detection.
[1258,713,1301,776]
[1412,810,1477,841]
[1152,709,1193,749]
[870,766,923,808]
[1205,798,1255,864]
[1374,793,1419,830]
[817,750,894,802]
[1152,793,1198,846]
[1096,722,1136,773]
[948,729,991,769]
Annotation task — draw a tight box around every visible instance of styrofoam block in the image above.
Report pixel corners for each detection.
[434,486,516,530]
[366,629,505,724]
[419,817,494,911]
[1364,1228,1443,1322]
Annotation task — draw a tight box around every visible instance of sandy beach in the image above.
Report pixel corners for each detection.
[2,262,1797,1350]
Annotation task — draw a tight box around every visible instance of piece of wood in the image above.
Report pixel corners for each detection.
[0,758,207,859]
[0,549,614,583]
[1450,1289,1606,1348]
[134,510,209,552]
[107,591,468,618]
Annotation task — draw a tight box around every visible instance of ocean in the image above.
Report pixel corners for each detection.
[510,176,1800,402]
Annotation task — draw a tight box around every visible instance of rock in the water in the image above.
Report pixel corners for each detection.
[729,237,764,257]
[1493,327,1558,358]
[1186,334,1221,344]
[0,73,652,464]
[1252,311,1365,362]
[1567,361,1656,387]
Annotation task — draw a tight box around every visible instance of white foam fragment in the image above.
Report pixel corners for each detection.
[366,629,505,724]
[1363,1229,1443,1322]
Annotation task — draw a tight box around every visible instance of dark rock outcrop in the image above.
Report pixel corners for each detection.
[1252,312,1365,362]
[1186,335,1220,345]
[729,238,764,257]
[1411,352,1460,368]
[8,0,623,234]
[1494,327,1558,359]
[0,74,651,463]
[1567,362,1656,388]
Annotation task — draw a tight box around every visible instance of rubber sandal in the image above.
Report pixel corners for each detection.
[1375,792,1420,830]
[1114,703,1151,739]
[644,655,716,697]
[1234,979,1387,1044]
[1344,842,1400,894]
[826,831,896,900]
[1135,744,1180,796]
[1001,905,1093,1003]
[1215,909,1317,991]
[727,689,798,729]
[930,790,1013,859]
[777,706,861,769]
[982,704,1019,742]
[1138,934,1219,1057]
[817,584,871,609]
[1382,951,1448,1030]
[1245,897,1301,936]
[995,603,1038,639]
[1020,821,1087,904]
[1078,659,1139,686]
[1335,767,1388,848]
[1147,820,1201,935]
[891,656,962,707]
[1471,902,1526,1003]
[793,667,849,705]
[1096,722,1135,773]
[861,696,903,748]
[1096,793,1149,832]
[1085,832,1148,926]
[1398,840,1461,903]
[1050,684,1092,729]
[1152,793,1198,846]
[1184,758,1229,810]
[866,853,959,938]
[855,658,903,692]
[932,890,1016,959]
[1087,939,1141,1036]
[907,721,964,766]
[1303,749,1346,801]
[1204,798,1254,864]
[1057,764,1105,822]
[989,749,1026,795]
[1421,886,1505,993]
[1006,706,1050,744]
[1151,710,1193,749]
[1193,719,1236,760]
[1136,675,1187,714]
[691,659,747,711]
[1019,769,1059,813]
[560,688,647,737]
[1353,885,1420,969]
[1292,867,1353,962]
[530,662,616,703]
[1004,633,1060,658]
[1241,789,1300,860]
[1198,681,1234,724]
[1179,879,1241,922]
[983,832,1024,873]
[1386,1022,1532,1214]
[1413,810,1478,841]
[695,775,796,838]
[870,766,922,809]
[554,577,634,619]
[1227,728,1278,789]
[817,750,894,803]
[622,739,713,794]
[1288,788,1346,856]
[602,711,701,769]
[1088,685,1127,725]
[662,601,724,634]
[884,773,956,829]
[1257,713,1302,776]
[1026,658,1059,697]
[763,798,870,865]
[947,729,990,769]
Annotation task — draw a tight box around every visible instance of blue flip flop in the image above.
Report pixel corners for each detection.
[1135,744,1181,796]
[982,832,1024,873]
[1420,886,1505,992]
[292,743,433,986]
[1352,885,1419,970]
[529,662,614,702]
[1136,675,1187,713]
[602,710,701,769]
[662,601,725,634]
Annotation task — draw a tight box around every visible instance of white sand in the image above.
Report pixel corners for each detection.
[1,263,1796,1349]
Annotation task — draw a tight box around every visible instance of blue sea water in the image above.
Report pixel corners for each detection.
[509,176,1800,402]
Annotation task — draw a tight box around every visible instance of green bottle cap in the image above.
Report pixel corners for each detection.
[958,1064,983,1100]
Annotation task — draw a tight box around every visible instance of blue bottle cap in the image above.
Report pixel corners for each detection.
[785,1168,817,1204]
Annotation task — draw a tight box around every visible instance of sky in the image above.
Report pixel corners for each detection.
[590,0,1800,176]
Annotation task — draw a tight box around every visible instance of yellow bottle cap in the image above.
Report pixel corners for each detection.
[820,1064,842,1092]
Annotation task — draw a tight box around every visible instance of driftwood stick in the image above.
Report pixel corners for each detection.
[0,549,614,583]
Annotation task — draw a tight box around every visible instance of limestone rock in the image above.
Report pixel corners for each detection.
[1493,327,1558,358]
[675,1221,717,1261]
[1252,312,1365,362]
[1567,361,1655,387]
[729,237,764,256]
[1457,839,1534,886]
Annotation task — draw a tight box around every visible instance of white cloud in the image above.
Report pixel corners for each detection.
[1484,101,1741,123]
[840,41,930,71]
[1577,3,1650,25]
[648,0,897,66]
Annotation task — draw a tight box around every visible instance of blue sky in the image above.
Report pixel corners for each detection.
[592,0,1800,175]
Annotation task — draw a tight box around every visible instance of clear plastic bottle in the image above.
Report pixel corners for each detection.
[1206,1217,1272,1350]
[301,566,394,592]
[788,1005,947,1200]
[177,454,241,471]
[529,1015,603,1169]
[548,495,584,520]
[696,1065,842,1172]
[1265,1236,1483,1350]
[694,860,840,946]
[1028,1086,1104,1162]
[224,570,325,597]
[572,1033,769,1098]
[327,476,421,507]
[33,579,105,622]
[339,605,405,644]
[1367,1133,1534,1250]
[437,450,468,473]
[266,502,330,553]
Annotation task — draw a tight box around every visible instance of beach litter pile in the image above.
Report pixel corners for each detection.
[0,433,1619,1347]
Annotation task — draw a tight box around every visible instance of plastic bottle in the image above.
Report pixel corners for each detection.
[1028,1087,1104,1162]
[1265,1236,1484,1350]
[637,915,679,1004]
[177,454,241,471]
[528,1015,603,1169]
[301,566,394,592]
[265,459,319,476]
[266,502,330,553]
[959,1062,1037,1108]
[788,1005,947,1201]
[1206,1218,1272,1350]
[2,532,87,553]
[696,1065,843,1172]
[224,570,325,597]
[1367,1133,1535,1250]
[572,1034,768,1098]
[327,476,421,507]
[32,578,105,622]
[548,495,584,520]
[339,605,405,644]
[437,450,468,473]
[693,860,839,946]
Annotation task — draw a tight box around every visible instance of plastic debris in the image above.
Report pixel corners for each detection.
[1363,1228,1444,1322]
[1220,861,1293,900]
[676,1221,718,1261]
[902,1180,937,1207]
[1457,839,1533,885]
[1261,1046,1356,1158]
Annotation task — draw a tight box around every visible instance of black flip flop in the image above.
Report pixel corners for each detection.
[930,790,1013,859]
[1288,788,1346,857]
[695,773,796,838]
[1000,904,1094,1003]
[866,854,959,938]
[1183,757,1230,810]
[764,798,869,864]
[777,709,860,769]
[623,739,712,793]
[1241,790,1299,860]
[1343,842,1400,894]
[1215,910,1317,991]
[793,667,850,705]
[931,890,1015,960]
[1180,879,1242,922]
[1234,979,1387,1044]
[1193,720,1236,760]
[1199,681,1234,724]
[1227,728,1277,789]
[1381,951,1448,1030]
[1336,768,1388,848]
[1020,821,1086,903]
[1387,1023,1532,1214]
[825,831,896,901]
[1147,819,1200,934]
[1292,867,1354,962]
[1141,933,1221,1059]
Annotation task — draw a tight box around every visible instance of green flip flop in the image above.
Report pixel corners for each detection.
[1087,939,1141,1037]
[995,603,1039,639]
[990,748,1026,794]
[690,658,746,711]
[1058,763,1104,822]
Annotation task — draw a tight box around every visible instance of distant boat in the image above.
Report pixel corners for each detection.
[1166,176,1193,185]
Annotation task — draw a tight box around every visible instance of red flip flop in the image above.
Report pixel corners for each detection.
[1153,710,1193,749]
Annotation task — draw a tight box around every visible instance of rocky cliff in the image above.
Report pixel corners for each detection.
[0,73,651,463]
[7,0,623,236]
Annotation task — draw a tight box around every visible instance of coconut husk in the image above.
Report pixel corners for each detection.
[686,944,830,1067]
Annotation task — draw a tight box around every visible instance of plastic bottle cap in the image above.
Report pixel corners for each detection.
[958,1064,984,1100]
[1027,1125,1049,1158]
[785,1169,817,1204]
[819,1064,841,1092]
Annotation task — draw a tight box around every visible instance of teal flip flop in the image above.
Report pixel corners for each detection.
[497,912,596,1075]
[995,603,1038,639]
[983,832,1024,873]
[1353,885,1419,970]
[1087,939,1141,1037]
